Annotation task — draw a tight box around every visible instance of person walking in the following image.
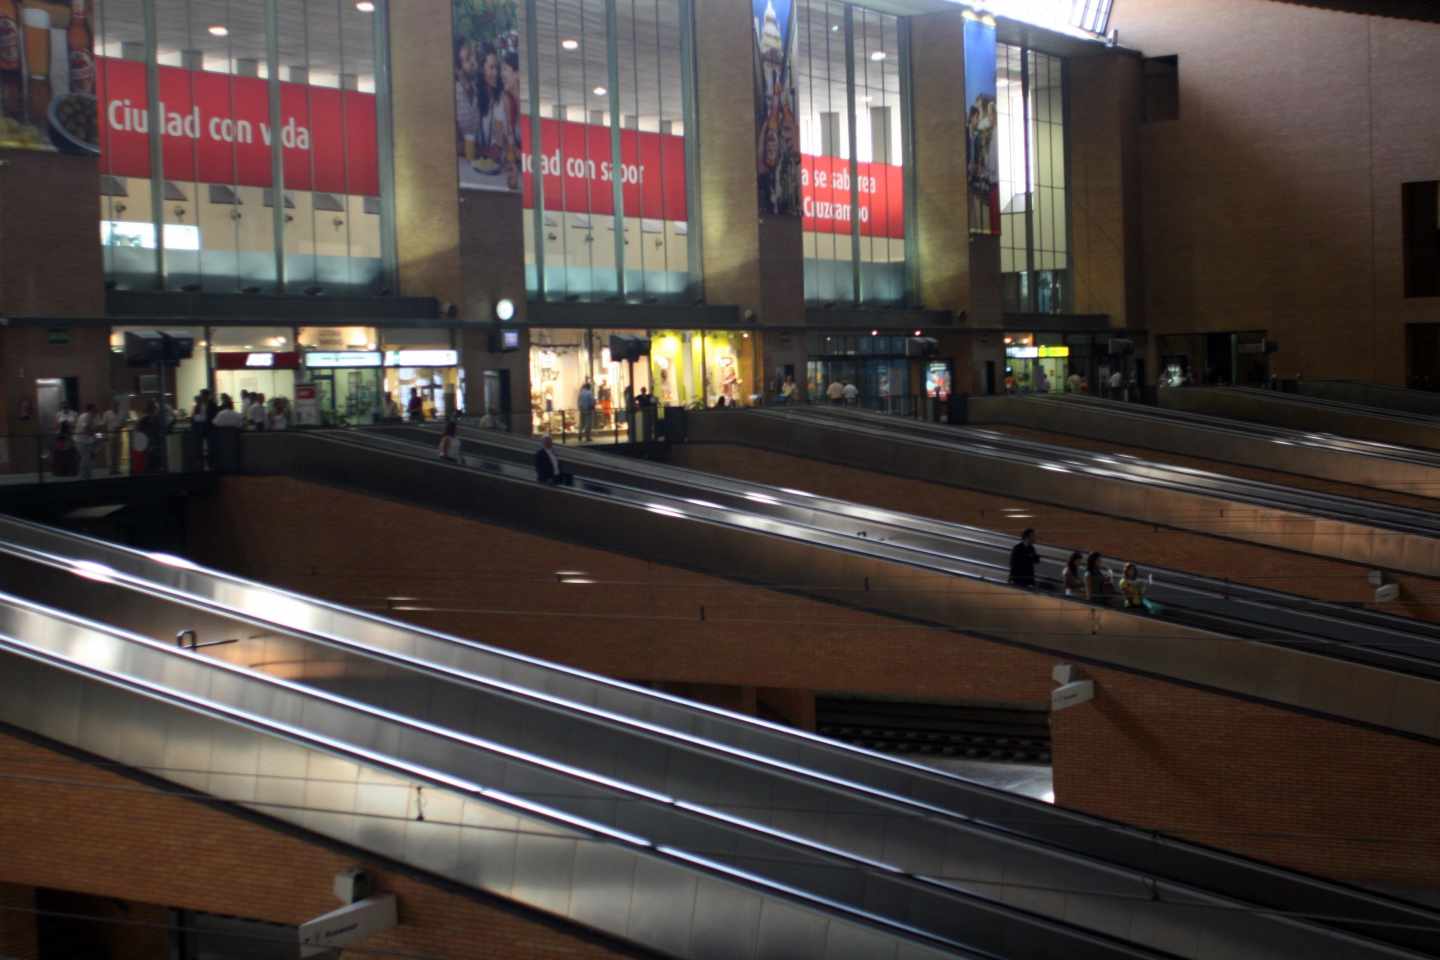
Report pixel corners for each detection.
[826,379,845,405]
[842,381,859,406]
[577,381,596,442]
[780,375,797,404]
[1108,369,1123,400]
[1061,551,1084,597]
[1008,528,1040,588]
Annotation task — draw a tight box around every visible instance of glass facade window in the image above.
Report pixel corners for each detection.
[109,324,207,415]
[796,0,907,305]
[381,328,461,420]
[95,0,389,294]
[997,43,1069,314]
[528,327,756,438]
[298,326,381,425]
[805,332,912,413]
[522,0,691,302]
[209,325,296,407]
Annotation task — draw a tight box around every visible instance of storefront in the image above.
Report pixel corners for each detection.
[299,327,382,425]
[209,327,298,408]
[109,325,207,414]
[805,333,914,413]
[381,329,463,420]
[1002,334,1069,394]
[528,327,757,437]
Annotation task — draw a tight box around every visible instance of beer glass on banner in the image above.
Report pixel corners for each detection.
[0,0,21,121]
[22,5,49,127]
[67,0,93,95]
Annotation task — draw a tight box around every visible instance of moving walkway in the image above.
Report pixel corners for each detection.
[3,515,1439,958]
[1159,386,1440,452]
[685,405,1440,579]
[375,423,1440,684]
[968,393,1440,500]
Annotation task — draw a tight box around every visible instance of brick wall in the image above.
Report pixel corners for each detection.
[1052,664,1440,887]
[0,726,647,960]
[1110,0,1440,383]
[669,443,1427,612]
[186,475,1059,705]
[180,473,1440,888]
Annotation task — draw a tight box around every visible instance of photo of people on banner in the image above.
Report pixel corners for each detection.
[453,0,521,192]
[753,0,801,217]
[963,13,1000,235]
[0,0,97,153]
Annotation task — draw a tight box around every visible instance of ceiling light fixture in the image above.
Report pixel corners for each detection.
[355,1,375,11]
[561,38,579,50]
[592,85,607,96]
[208,24,228,36]
[869,50,887,61]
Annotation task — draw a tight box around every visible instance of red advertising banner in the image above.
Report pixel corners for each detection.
[95,57,379,196]
[520,118,903,240]
[521,117,687,220]
[800,155,904,240]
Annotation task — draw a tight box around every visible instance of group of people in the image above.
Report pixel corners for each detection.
[825,380,859,405]
[454,35,522,189]
[49,401,123,479]
[1008,528,1155,612]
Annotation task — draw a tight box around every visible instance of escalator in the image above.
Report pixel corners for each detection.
[970,393,1440,500]
[4,500,1440,955]
[1159,386,1440,452]
[685,405,1440,578]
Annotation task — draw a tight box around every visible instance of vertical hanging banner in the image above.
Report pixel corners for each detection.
[963,13,1000,235]
[0,0,97,153]
[453,0,521,192]
[752,0,801,216]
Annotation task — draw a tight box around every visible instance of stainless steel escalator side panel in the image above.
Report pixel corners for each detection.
[1159,388,1440,452]
[965,395,1440,498]
[0,595,1020,960]
[237,431,1440,745]
[8,521,1440,955]
[733,409,1440,578]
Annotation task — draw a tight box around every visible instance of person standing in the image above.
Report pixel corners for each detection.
[534,434,562,484]
[100,400,123,475]
[247,393,267,431]
[1084,551,1112,602]
[826,379,845,405]
[1008,528,1040,588]
[780,375,797,404]
[1108,369,1123,400]
[842,381,859,406]
[74,403,97,480]
[1119,562,1149,611]
[577,381,596,442]
[438,419,462,463]
[1062,551,1084,597]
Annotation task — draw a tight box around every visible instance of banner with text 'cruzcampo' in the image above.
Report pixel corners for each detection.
[963,14,1000,235]
[753,0,801,216]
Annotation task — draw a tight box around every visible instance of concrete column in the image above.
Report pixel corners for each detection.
[693,0,802,327]
[1068,51,1143,330]
[386,0,463,307]
[909,9,972,317]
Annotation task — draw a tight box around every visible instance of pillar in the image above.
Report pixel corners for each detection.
[386,0,463,308]
[909,9,973,318]
[693,1,803,328]
[1068,51,1143,330]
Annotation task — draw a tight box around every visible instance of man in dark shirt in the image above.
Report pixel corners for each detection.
[534,434,562,484]
[1008,528,1040,588]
